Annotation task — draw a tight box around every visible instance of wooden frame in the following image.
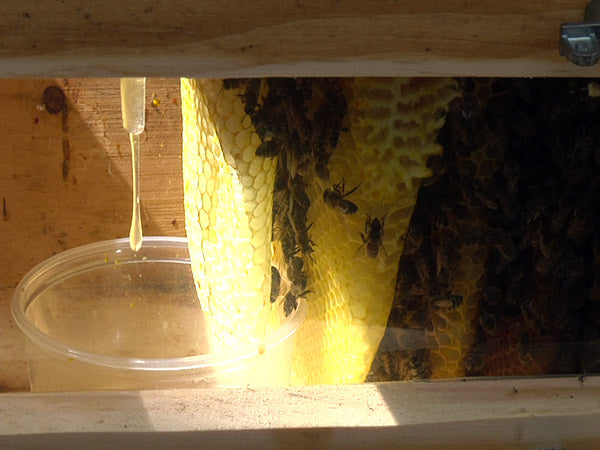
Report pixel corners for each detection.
[2,378,600,449]
[0,0,599,78]
[2,1,600,447]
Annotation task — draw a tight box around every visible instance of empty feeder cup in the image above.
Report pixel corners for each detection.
[11,237,306,392]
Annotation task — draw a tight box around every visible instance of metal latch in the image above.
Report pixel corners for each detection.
[560,0,600,66]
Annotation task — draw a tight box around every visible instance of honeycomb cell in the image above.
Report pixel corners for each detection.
[233,96,245,116]
[211,192,219,210]
[202,193,211,212]
[243,186,257,202]
[248,157,263,177]
[240,140,254,161]
[249,215,264,232]
[212,141,222,158]
[209,207,217,228]
[240,175,253,188]
[195,172,206,194]
[235,161,249,176]
[262,157,275,172]
[202,160,212,178]
[255,183,269,204]
[215,95,232,117]
[199,210,209,229]
[226,114,242,134]
[253,172,266,190]
[251,225,267,248]
[350,301,367,321]
[253,248,267,265]
[199,116,208,133]
[253,197,268,219]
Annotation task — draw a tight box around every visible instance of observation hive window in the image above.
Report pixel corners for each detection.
[181,77,600,385]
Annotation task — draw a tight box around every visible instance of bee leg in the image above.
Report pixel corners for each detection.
[342,183,360,198]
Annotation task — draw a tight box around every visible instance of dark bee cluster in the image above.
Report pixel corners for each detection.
[370,78,600,381]
[223,78,348,315]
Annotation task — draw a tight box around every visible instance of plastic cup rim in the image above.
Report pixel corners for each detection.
[11,236,307,372]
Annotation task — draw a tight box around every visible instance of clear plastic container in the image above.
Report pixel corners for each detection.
[11,236,306,392]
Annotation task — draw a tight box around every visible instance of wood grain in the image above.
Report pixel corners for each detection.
[0,78,184,392]
[1,377,599,449]
[0,1,598,77]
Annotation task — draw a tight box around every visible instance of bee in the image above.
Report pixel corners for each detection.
[465,342,485,375]
[287,183,314,256]
[434,244,451,281]
[459,92,481,121]
[222,78,262,116]
[283,292,297,317]
[286,255,308,294]
[432,294,464,310]
[222,78,243,90]
[270,266,281,304]
[290,275,308,296]
[241,79,263,116]
[493,235,517,263]
[360,215,386,258]
[295,222,315,256]
[280,228,299,261]
[518,332,533,365]
[483,285,502,306]
[290,178,311,215]
[286,149,312,179]
[323,180,359,215]
[478,309,498,336]
[283,289,310,317]
[314,156,330,180]
[286,255,304,279]
[408,350,432,379]
[402,227,424,256]
[474,188,500,210]
[255,139,280,158]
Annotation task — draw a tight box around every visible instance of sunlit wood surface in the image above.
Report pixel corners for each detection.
[0,78,184,392]
[0,1,598,77]
[2,377,599,449]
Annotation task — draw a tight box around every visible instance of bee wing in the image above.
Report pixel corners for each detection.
[354,233,367,259]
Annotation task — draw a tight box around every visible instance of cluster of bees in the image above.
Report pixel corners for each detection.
[224,78,347,315]
[227,76,600,379]
[225,78,389,317]
[371,77,600,380]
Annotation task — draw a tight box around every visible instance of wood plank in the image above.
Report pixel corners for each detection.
[1,377,599,448]
[0,78,184,392]
[0,1,599,77]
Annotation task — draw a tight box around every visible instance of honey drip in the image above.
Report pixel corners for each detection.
[120,78,146,252]
[129,132,143,252]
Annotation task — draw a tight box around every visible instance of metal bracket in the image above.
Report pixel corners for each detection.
[560,0,600,66]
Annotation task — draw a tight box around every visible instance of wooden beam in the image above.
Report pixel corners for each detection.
[1,377,600,449]
[0,1,599,77]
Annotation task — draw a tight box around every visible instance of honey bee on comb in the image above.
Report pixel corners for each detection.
[322,180,359,215]
[359,215,386,258]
